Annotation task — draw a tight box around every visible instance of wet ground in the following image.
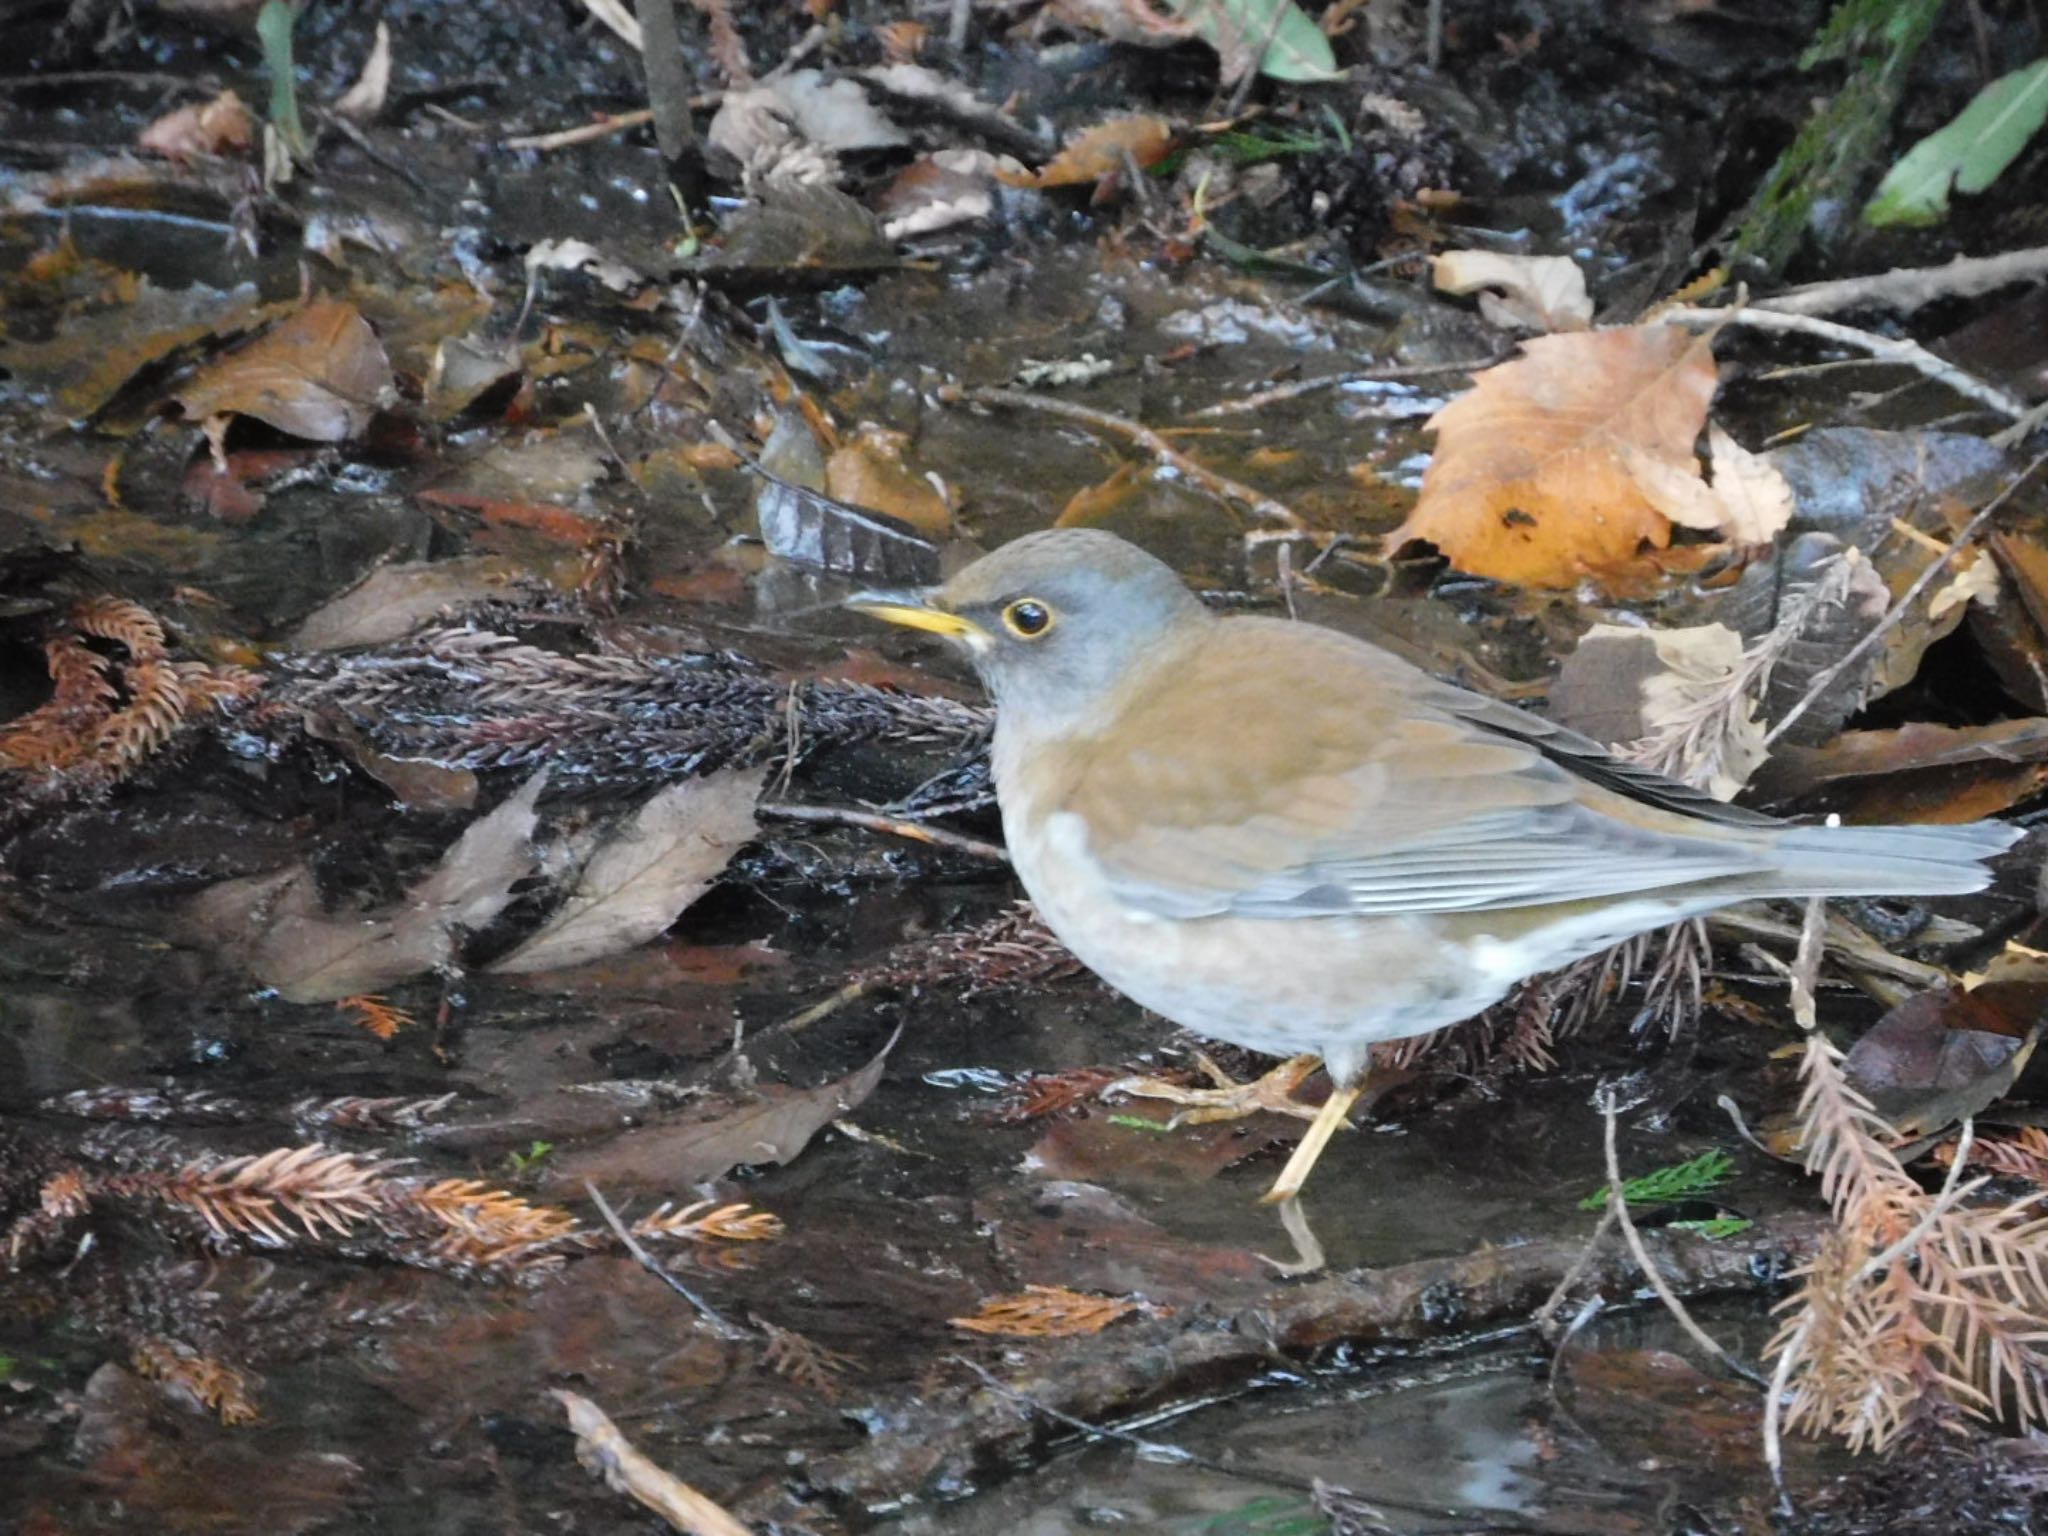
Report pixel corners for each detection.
[4,0,2048,1532]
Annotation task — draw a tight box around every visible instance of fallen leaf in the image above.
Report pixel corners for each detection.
[879,150,1009,240]
[1845,988,2043,1141]
[185,775,543,1003]
[709,69,908,185]
[1025,1102,1291,1184]
[1170,0,1342,83]
[1625,425,1795,546]
[546,1029,898,1193]
[1432,249,1592,332]
[553,1389,751,1536]
[137,89,253,162]
[824,426,953,538]
[1927,546,2001,621]
[174,298,394,454]
[490,767,764,974]
[1550,622,1765,799]
[286,556,529,650]
[1002,115,1174,189]
[334,20,392,122]
[949,1284,1161,1338]
[1392,324,1720,589]
[1864,58,2048,228]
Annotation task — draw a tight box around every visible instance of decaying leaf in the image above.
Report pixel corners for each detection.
[949,1284,1164,1337]
[824,426,953,538]
[546,1029,899,1193]
[1001,115,1174,190]
[490,767,764,974]
[1552,623,1767,799]
[184,774,543,1002]
[553,1389,751,1536]
[286,557,530,650]
[137,89,254,162]
[173,298,395,460]
[334,21,393,122]
[1624,426,1796,547]
[708,69,908,186]
[1432,249,1593,332]
[1392,325,1721,589]
[1169,0,1342,83]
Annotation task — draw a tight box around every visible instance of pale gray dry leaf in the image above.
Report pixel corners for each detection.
[709,70,908,186]
[334,20,392,122]
[490,766,764,974]
[183,774,544,1003]
[286,557,528,650]
[546,1028,898,1193]
[1432,250,1593,333]
[1554,623,1766,800]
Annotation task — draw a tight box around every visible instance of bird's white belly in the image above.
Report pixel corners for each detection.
[1004,806,1518,1076]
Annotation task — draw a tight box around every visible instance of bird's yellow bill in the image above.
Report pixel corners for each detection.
[846,598,986,642]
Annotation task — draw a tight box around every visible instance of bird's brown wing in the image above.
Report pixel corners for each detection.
[1047,619,1778,921]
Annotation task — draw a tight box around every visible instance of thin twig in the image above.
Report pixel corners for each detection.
[505,109,653,151]
[1757,247,2048,318]
[584,1182,750,1340]
[1599,1087,1768,1386]
[1858,1121,1986,1281]
[1189,355,1508,418]
[1533,1205,1617,1341]
[958,386,1306,529]
[759,800,1008,862]
[1762,448,2048,747]
[1661,304,2028,422]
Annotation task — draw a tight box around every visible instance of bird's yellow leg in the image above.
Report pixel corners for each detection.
[1108,1052,1325,1127]
[1258,1079,1366,1206]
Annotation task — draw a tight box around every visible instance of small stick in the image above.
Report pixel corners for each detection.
[1763,448,2048,748]
[959,385,1305,529]
[505,109,653,151]
[758,799,1008,862]
[1598,1086,1768,1386]
[1661,304,2028,422]
[584,1181,750,1340]
[1189,354,1508,418]
[1757,247,2048,318]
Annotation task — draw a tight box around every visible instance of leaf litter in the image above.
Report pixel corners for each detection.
[6,1,2048,1530]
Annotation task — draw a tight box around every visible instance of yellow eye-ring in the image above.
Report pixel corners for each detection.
[1002,598,1054,638]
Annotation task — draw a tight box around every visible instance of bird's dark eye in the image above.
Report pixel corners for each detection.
[1002,599,1053,639]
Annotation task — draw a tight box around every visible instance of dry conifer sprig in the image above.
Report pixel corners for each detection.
[132,1335,261,1425]
[1768,1034,2048,1454]
[0,595,261,805]
[2,1141,782,1277]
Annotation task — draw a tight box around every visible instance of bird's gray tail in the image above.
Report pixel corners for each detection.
[1760,819,2023,898]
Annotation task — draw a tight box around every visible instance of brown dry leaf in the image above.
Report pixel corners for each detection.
[949,1284,1161,1338]
[137,89,254,162]
[174,298,395,454]
[823,427,952,538]
[546,1029,897,1193]
[1551,622,1766,799]
[552,1389,751,1536]
[286,556,529,650]
[1844,987,2044,1141]
[1056,463,1144,528]
[185,774,543,1003]
[490,767,764,975]
[1002,115,1174,189]
[1432,249,1592,332]
[1392,324,1720,589]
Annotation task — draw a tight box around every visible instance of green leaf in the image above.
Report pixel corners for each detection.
[1170,0,1344,83]
[1865,58,2048,227]
[1580,1148,1735,1212]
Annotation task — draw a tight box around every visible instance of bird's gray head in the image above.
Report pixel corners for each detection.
[850,529,1209,727]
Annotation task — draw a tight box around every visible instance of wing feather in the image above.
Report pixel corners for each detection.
[1041,618,1779,921]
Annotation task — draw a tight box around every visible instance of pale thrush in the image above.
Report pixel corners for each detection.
[855,530,2018,1218]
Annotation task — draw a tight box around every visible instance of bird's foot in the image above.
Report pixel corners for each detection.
[1106,1052,1326,1128]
